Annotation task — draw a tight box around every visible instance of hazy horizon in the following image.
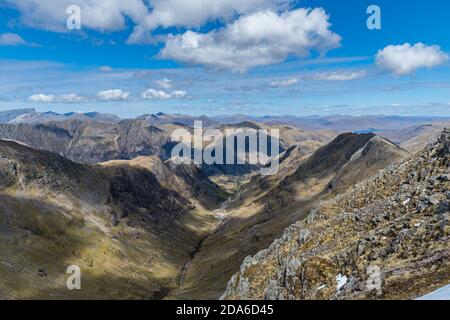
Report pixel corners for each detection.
[3,105,450,120]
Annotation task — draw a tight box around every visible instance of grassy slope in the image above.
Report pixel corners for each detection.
[0,140,225,299]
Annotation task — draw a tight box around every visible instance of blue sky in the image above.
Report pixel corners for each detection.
[0,0,450,117]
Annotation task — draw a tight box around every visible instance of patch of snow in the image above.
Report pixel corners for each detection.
[416,285,450,300]
[336,274,348,291]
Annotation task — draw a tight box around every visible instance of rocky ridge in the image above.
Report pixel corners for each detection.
[222,130,450,300]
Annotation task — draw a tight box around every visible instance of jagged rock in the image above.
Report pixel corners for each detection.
[264,280,284,300]
[429,194,442,206]
[0,156,17,189]
[298,229,311,244]
[306,209,318,224]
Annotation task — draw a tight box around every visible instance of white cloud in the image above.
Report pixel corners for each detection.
[160,8,341,72]
[141,88,187,100]
[142,89,171,100]
[269,77,299,88]
[171,90,188,99]
[155,78,173,89]
[6,0,150,32]
[6,0,291,36]
[128,0,296,44]
[97,89,130,101]
[28,93,87,103]
[128,0,292,42]
[376,43,449,76]
[309,70,367,81]
[0,33,27,46]
[57,93,87,103]
[99,65,113,72]
[29,93,55,103]
[5,2,341,72]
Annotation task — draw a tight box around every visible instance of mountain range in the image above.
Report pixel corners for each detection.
[0,108,448,300]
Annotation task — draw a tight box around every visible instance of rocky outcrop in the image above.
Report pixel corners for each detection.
[0,156,17,189]
[222,130,449,300]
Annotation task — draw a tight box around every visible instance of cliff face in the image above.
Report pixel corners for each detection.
[222,130,450,300]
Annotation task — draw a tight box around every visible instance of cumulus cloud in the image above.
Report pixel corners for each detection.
[5,1,340,71]
[141,88,187,100]
[160,8,341,72]
[309,70,367,81]
[6,0,291,36]
[99,65,113,72]
[29,93,87,103]
[29,93,55,103]
[170,90,188,99]
[155,78,173,89]
[5,0,150,32]
[97,89,130,101]
[269,77,299,88]
[376,43,449,76]
[128,0,291,42]
[0,33,27,46]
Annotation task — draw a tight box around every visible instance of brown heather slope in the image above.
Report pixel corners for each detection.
[222,130,450,300]
[167,133,409,299]
[0,140,226,299]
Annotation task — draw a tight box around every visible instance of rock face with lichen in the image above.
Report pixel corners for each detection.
[221,130,450,300]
